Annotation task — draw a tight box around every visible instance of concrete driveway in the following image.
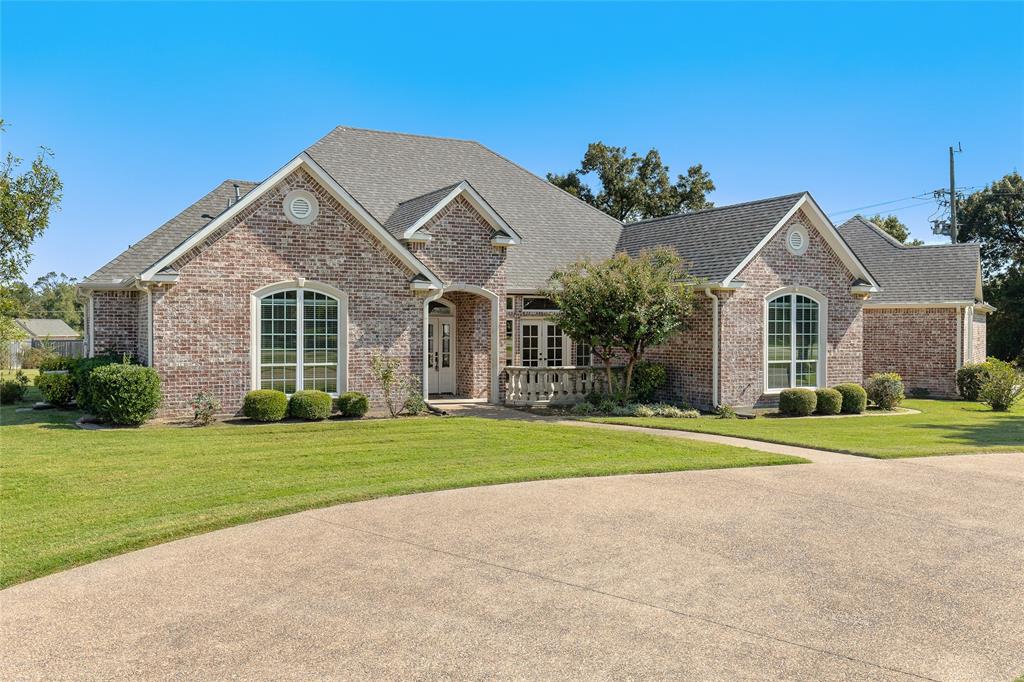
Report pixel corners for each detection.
[2,452,1022,681]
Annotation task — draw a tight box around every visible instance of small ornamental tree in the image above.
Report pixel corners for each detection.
[543,248,696,399]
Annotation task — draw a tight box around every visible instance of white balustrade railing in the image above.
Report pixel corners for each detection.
[504,365,608,406]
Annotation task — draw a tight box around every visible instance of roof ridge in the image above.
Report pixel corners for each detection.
[468,141,625,227]
[395,181,464,206]
[626,192,806,227]
[329,125,480,145]
[847,215,979,251]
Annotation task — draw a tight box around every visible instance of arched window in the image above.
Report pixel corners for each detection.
[254,282,346,395]
[765,289,824,391]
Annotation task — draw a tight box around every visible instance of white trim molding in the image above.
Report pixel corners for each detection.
[723,193,879,291]
[249,279,349,396]
[404,180,522,245]
[139,153,443,291]
[762,285,829,395]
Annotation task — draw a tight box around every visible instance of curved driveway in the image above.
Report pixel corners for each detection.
[2,451,1023,681]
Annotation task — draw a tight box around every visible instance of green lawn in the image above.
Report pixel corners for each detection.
[589,399,1024,459]
[0,394,802,588]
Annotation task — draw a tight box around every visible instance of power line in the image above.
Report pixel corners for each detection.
[829,192,937,217]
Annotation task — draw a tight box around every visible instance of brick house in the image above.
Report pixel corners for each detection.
[78,126,989,416]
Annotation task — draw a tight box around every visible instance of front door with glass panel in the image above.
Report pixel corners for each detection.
[427,316,455,394]
[521,321,567,366]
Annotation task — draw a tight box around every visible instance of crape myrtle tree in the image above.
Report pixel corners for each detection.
[542,247,697,400]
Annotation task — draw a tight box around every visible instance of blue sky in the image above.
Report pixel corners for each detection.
[3,1,1022,283]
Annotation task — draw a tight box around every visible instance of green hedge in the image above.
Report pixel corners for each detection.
[814,388,843,415]
[336,391,369,418]
[0,378,29,404]
[89,364,162,425]
[956,361,992,401]
[779,388,817,416]
[977,358,1023,412]
[288,390,333,421]
[833,383,867,414]
[73,355,122,414]
[866,372,905,410]
[242,390,288,422]
[35,372,76,407]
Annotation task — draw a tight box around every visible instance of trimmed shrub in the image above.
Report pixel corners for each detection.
[630,361,667,402]
[650,404,699,418]
[834,383,867,414]
[190,391,221,426]
[815,388,843,415]
[956,361,992,401]
[403,380,427,416]
[977,358,1024,412]
[779,388,817,417]
[89,364,162,425]
[866,372,905,410]
[73,355,121,414]
[288,390,333,421]
[336,391,370,418]
[242,390,288,422]
[35,372,76,407]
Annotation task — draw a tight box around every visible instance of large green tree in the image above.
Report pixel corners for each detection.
[0,120,63,285]
[0,273,83,330]
[867,214,924,246]
[547,142,714,222]
[542,248,697,398]
[955,172,1024,362]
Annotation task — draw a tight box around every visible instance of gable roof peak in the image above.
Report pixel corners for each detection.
[627,191,808,227]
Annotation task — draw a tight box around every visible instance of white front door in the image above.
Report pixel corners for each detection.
[427,316,455,394]
[521,321,567,367]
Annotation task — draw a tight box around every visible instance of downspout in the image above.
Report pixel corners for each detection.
[87,293,95,358]
[964,305,974,364]
[955,304,962,369]
[704,287,720,408]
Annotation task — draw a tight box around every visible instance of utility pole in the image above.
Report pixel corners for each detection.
[948,143,962,243]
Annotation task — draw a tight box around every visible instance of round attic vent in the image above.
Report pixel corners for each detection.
[786,224,808,256]
[284,190,319,225]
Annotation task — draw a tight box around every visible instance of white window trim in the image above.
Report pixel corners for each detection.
[250,279,348,396]
[762,286,828,394]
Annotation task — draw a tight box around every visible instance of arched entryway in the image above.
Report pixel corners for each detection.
[422,285,499,403]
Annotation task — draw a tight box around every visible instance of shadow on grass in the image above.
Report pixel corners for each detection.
[907,404,1024,450]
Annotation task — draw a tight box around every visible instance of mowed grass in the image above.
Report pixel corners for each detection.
[0,396,802,588]
[589,399,1024,458]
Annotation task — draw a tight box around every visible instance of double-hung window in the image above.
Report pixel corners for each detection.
[766,293,820,391]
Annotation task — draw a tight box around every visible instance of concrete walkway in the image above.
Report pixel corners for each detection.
[2,450,1022,681]
[437,401,871,464]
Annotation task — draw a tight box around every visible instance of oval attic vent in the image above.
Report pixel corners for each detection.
[788,230,804,251]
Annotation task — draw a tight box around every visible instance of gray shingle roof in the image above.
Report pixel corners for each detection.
[838,216,981,303]
[306,127,624,290]
[382,182,462,239]
[84,180,259,284]
[15,318,80,339]
[616,193,806,281]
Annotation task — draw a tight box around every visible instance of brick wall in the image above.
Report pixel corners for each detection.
[719,211,864,407]
[90,290,141,359]
[150,167,423,416]
[411,194,507,401]
[644,294,715,409]
[971,311,987,363]
[862,307,959,397]
[445,291,491,398]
